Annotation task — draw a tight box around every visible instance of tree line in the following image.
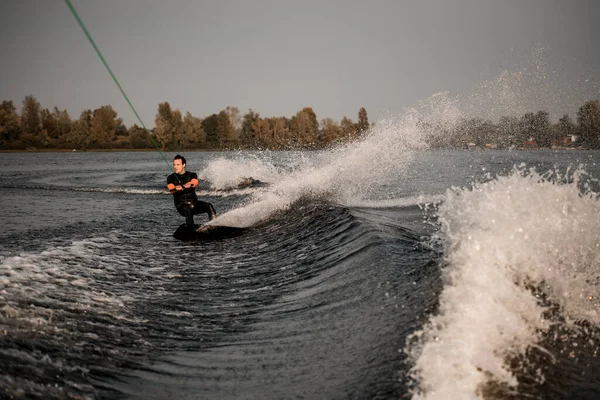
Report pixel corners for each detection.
[1,95,599,151]
[0,95,370,151]
[424,100,600,149]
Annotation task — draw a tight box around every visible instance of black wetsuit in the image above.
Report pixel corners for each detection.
[167,171,216,225]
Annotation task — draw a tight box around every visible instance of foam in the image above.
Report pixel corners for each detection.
[198,155,282,190]
[407,168,600,399]
[0,237,131,326]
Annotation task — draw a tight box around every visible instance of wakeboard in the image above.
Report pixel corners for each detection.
[173,223,247,241]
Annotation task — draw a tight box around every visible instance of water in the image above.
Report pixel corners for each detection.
[1,141,599,399]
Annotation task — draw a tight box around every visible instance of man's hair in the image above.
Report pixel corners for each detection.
[174,154,186,165]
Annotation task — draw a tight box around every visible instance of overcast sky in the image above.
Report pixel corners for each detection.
[1,0,599,126]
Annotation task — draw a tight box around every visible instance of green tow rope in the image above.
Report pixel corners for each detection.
[64,0,176,177]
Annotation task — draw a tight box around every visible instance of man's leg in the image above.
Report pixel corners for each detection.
[176,203,196,225]
[184,208,195,225]
[194,200,217,221]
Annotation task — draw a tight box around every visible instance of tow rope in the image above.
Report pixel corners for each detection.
[64,0,177,179]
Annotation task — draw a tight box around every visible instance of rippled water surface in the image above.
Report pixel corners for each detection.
[1,148,599,399]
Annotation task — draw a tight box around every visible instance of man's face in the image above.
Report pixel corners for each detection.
[173,159,185,174]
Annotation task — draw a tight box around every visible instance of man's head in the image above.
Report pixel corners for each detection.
[173,155,186,174]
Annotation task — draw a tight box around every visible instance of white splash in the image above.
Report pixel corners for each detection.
[203,97,462,228]
[198,154,282,190]
[407,168,600,399]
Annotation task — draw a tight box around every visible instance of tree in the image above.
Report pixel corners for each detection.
[115,122,128,137]
[128,124,152,148]
[251,117,270,147]
[357,107,369,135]
[290,107,318,148]
[169,109,184,150]
[224,106,241,133]
[154,102,176,149]
[54,107,73,146]
[41,107,72,146]
[202,113,219,148]
[532,111,551,147]
[467,118,495,147]
[40,108,58,147]
[497,116,519,148]
[554,114,576,146]
[240,109,260,147]
[20,95,45,147]
[519,112,536,143]
[180,112,205,148]
[320,118,341,146]
[216,110,238,148]
[62,110,93,149]
[21,95,41,136]
[40,107,73,147]
[340,116,357,142]
[0,100,21,147]
[90,105,121,147]
[577,100,600,149]
[251,117,291,149]
[270,117,290,149]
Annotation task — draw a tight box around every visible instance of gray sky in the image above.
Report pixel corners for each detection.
[1,0,599,126]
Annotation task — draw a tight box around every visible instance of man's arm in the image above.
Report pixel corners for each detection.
[182,177,198,189]
[167,174,197,192]
[167,175,183,193]
[167,182,182,193]
[181,172,199,189]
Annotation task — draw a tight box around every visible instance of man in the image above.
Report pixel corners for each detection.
[167,155,216,225]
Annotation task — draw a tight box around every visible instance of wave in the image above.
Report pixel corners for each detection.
[406,167,600,399]
[0,198,427,399]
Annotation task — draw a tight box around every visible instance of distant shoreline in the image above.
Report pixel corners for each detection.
[0,148,215,153]
[0,147,591,154]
